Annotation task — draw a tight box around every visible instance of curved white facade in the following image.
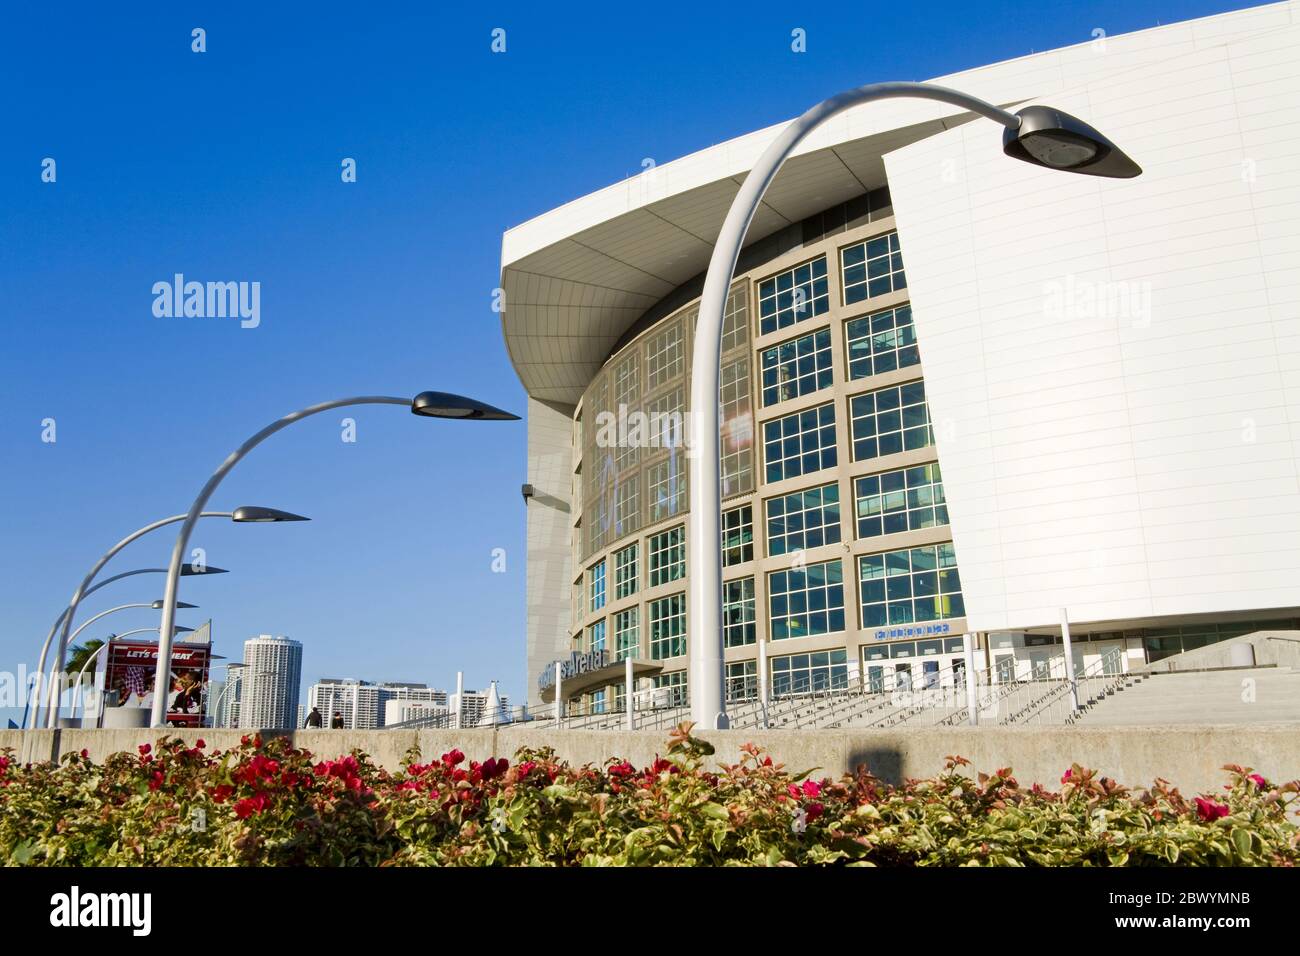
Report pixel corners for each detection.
[883,16,1300,633]
[502,3,1300,706]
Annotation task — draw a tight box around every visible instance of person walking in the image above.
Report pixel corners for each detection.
[304,706,322,728]
[330,711,345,729]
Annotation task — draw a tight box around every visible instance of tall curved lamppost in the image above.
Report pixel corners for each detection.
[45,505,301,728]
[210,678,236,729]
[24,563,223,729]
[687,83,1141,729]
[70,625,194,725]
[42,600,197,725]
[150,391,519,727]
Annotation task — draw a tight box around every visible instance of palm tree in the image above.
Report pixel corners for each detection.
[66,639,105,678]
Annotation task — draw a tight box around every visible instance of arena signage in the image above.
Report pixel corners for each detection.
[873,623,952,641]
[538,649,609,691]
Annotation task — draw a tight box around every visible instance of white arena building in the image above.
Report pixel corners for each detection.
[501,3,1300,715]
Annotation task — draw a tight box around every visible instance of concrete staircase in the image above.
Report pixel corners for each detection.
[1073,665,1300,726]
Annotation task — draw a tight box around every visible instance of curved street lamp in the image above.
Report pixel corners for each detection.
[70,625,194,724]
[46,506,303,728]
[210,678,237,729]
[687,81,1140,729]
[43,600,196,724]
[150,391,519,726]
[24,563,222,728]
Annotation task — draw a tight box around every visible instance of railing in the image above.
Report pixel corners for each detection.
[724,648,1134,731]
[384,649,1137,733]
[385,704,529,731]
[944,646,1132,727]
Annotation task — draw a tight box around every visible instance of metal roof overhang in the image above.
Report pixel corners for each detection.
[538,657,664,704]
[500,102,1007,406]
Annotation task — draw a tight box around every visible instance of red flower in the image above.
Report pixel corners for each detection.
[805,802,825,823]
[517,761,536,778]
[481,757,509,781]
[195,739,206,749]
[1061,768,1073,783]
[138,744,151,756]
[0,756,10,771]
[209,784,235,804]
[148,771,164,791]
[608,761,635,779]
[1249,773,1267,790]
[801,780,822,798]
[441,749,465,768]
[1195,797,1230,822]
[234,795,265,819]
[79,749,89,759]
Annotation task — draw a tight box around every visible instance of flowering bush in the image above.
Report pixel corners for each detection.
[1,725,1297,866]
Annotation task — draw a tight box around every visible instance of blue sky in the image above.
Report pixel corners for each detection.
[0,0,1259,720]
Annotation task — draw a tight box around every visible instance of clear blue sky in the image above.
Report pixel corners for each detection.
[0,0,1259,720]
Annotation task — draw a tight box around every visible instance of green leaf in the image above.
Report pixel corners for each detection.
[1231,828,1253,860]
[699,802,730,822]
[10,839,35,865]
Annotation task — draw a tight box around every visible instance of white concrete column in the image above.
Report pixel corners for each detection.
[962,633,978,726]
[454,670,464,730]
[1060,608,1079,713]
[625,657,634,731]
[554,661,564,728]
[758,637,769,730]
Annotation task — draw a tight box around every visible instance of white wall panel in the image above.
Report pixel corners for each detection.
[885,23,1300,631]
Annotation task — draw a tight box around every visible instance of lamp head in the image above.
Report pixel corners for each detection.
[231,506,310,523]
[1003,105,1141,178]
[151,600,199,610]
[411,391,520,421]
[181,563,227,575]
[174,625,194,634]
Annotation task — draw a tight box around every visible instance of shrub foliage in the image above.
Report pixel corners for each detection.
[1,724,1297,866]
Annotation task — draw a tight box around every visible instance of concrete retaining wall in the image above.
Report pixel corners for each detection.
[3,723,1298,794]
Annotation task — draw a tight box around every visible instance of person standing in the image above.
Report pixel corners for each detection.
[304,706,322,728]
[330,711,345,729]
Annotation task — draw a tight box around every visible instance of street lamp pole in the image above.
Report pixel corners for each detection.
[686,82,1140,729]
[24,565,218,728]
[43,600,196,726]
[44,507,285,728]
[69,625,193,724]
[149,391,518,727]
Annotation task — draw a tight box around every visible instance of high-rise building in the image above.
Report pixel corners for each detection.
[502,4,1300,711]
[383,698,449,727]
[455,685,511,727]
[239,635,302,730]
[214,663,243,729]
[308,678,448,730]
